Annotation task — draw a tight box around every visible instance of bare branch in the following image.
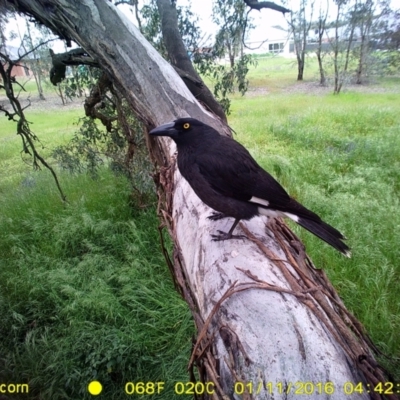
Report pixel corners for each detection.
[15,37,58,63]
[0,104,18,121]
[242,9,269,50]
[0,51,67,202]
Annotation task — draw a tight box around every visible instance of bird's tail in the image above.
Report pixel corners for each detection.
[294,217,351,257]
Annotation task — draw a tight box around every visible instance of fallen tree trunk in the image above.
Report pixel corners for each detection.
[4,1,396,399]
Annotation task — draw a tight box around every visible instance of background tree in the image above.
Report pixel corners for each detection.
[207,0,258,113]
[285,0,315,80]
[0,8,14,58]
[314,0,329,85]
[353,0,375,84]
[134,0,259,114]
[329,0,359,93]
[143,0,228,121]
[386,9,400,49]
[17,18,55,99]
[213,0,248,68]
[382,9,400,73]
[352,0,391,84]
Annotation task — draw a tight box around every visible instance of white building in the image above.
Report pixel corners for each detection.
[246,25,292,56]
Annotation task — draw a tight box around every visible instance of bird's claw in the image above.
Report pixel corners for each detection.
[211,230,247,241]
[208,212,227,221]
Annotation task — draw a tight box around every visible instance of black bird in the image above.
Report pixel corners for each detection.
[150,117,350,257]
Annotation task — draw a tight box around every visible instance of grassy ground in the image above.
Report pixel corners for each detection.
[0,57,399,398]
[0,108,83,193]
[0,99,195,398]
[0,170,194,399]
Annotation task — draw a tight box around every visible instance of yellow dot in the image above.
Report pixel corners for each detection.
[88,381,103,395]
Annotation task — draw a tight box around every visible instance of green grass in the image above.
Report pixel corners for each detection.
[247,56,305,91]
[0,109,84,193]
[0,170,194,400]
[244,54,400,92]
[0,56,399,399]
[0,101,194,398]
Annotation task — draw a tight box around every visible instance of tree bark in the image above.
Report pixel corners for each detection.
[3,1,396,399]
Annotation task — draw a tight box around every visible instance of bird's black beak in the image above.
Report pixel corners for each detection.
[149,122,178,138]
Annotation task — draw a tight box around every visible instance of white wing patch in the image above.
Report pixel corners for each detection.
[251,196,300,222]
[257,208,300,222]
[250,196,270,207]
[283,212,299,222]
[257,208,281,218]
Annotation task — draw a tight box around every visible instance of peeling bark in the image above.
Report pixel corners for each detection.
[3,1,397,399]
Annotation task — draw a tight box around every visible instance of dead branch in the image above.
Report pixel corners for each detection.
[0,51,67,202]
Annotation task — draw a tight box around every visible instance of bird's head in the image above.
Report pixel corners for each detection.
[149,118,214,145]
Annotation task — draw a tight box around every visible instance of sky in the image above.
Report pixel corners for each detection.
[127,0,400,46]
[115,0,296,46]
[179,0,289,44]
[5,0,400,52]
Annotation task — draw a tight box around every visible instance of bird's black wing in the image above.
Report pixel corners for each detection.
[195,135,291,206]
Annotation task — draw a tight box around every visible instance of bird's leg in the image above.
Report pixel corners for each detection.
[211,218,247,241]
[208,211,228,221]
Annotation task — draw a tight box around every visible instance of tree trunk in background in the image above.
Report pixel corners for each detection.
[4,1,395,398]
[332,0,342,94]
[297,54,305,80]
[356,34,367,84]
[156,0,227,122]
[23,20,46,100]
[286,0,314,81]
[332,0,357,94]
[337,22,356,94]
[355,8,373,85]
[316,48,326,85]
[316,2,328,86]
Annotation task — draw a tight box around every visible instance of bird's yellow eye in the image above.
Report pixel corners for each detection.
[183,123,190,129]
